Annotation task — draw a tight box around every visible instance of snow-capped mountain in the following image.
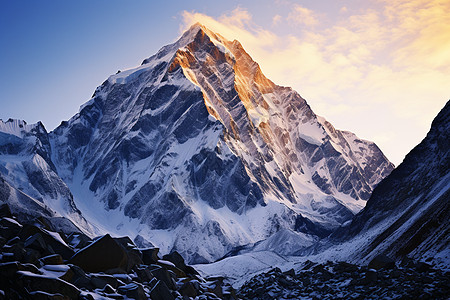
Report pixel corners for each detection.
[332,100,449,268]
[0,119,93,234]
[0,24,393,263]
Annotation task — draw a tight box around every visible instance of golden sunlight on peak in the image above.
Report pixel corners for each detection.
[181,0,449,165]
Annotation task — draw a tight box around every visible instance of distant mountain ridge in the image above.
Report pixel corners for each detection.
[0,24,394,263]
[332,100,449,268]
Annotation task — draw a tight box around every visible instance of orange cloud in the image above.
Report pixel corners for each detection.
[181,1,449,165]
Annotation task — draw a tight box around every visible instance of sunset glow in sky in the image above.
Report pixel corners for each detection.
[1,0,448,166]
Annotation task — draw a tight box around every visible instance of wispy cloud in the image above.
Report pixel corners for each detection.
[287,5,319,27]
[181,0,449,165]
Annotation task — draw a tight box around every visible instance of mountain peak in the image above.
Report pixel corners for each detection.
[4,25,394,263]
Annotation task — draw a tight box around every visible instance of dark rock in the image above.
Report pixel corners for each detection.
[0,261,20,278]
[0,204,12,218]
[2,242,26,261]
[158,260,186,278]
[301,260,317,270]
[24,247,42,265]
[90,274,119,289]
[135,265,154,283]
[141,248,160,265]
[5,236,20,246]
[35,216,55,231]
[0,217,22,240]
[24,232,53,257]
[415,261,432,272]
[283,268,296,277]
[113,236,143,272]
[206,277,224,298]
[69,234,127,273]
[40,254,64,265]
[163,251,187,272]
[62,264,93,290]
[365,269,378,283]
[18,262,41,274]
[148,264,176,290]
[163,251,199,277]
[368,254,395,270]
[117,282,147,300]
[19,271,80,299]
[22,226,74,260]
[179,281,198,297]
[148,278,175,300]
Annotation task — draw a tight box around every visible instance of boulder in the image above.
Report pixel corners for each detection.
[141,248,160,265]
[41,254,64,265]
[69,234,128,273]
[19,224,43,240]
[135,265,154,283]
[283,268,296,277]
[90,274,119,289]
[365,269,378,283]
[368,254,395,270]
[24,233,54,258]
[415,262,431,273]
[179,281,198,297]
[113,236,143,272]
[162,251,187,272]
[19,263,41,274]
[148,264,176,290]
[117,283,147,300]
[22,226,74,260]
[148,278,175,300]
[0,261,20,278]
[61,265,93,290]
[2,241,26,261]
[0,204,12,218]
[24,247,42,265]
[0,217,22,240]
[157,260,186,278]
[19,271,80,299]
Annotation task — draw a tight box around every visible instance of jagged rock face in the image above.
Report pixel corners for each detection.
[2,24,393,263]
[335,100,449,268]
[0,119,92,234]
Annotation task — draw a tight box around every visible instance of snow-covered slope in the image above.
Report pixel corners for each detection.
[1,24,393,263]
[332,100,450,269]
[0,119,94,235]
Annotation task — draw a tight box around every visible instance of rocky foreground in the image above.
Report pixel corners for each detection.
[1,201,449,299]
[238,258,449,299]
[0,203,235,299]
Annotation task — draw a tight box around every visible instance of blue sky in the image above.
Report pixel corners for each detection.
[1,1,448,165]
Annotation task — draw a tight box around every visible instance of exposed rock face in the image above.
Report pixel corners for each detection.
[0,119,92,235]
[0,24,393,263]
[334,100,449,268]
